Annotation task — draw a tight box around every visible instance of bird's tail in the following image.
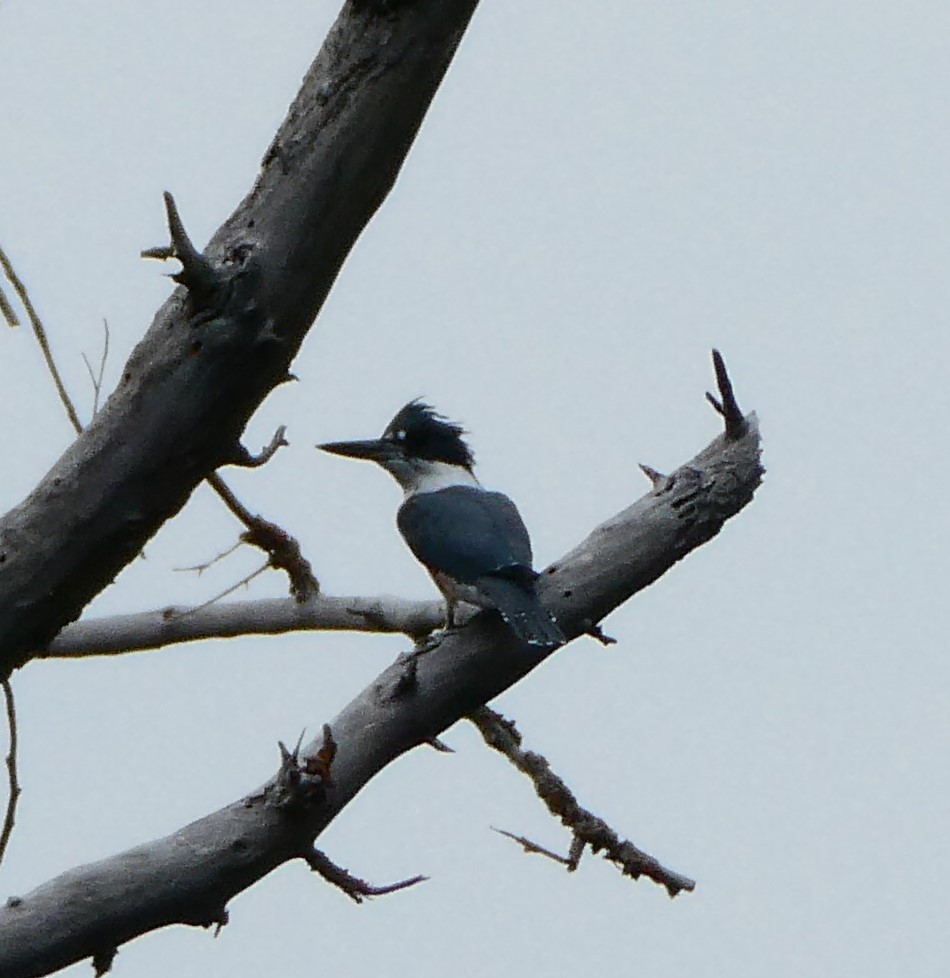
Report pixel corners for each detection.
[475,576,565,648]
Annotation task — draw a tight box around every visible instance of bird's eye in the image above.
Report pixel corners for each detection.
[393,429,407,441]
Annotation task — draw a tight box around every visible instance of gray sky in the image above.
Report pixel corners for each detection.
[1,1,947,975]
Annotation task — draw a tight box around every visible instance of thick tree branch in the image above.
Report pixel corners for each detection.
[0,0,480,680]
[0,371,763,977]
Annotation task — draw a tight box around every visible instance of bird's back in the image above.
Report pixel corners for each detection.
[397,484,534,583]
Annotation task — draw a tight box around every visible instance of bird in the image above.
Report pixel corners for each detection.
[318,400,565,648]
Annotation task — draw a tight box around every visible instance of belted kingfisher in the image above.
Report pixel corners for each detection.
[319,401,565,648]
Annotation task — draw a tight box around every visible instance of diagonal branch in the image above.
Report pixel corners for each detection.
[0,0,481,681]
[0,280,19,327]
[0,244,83,436]
[0,362,763,977]
[470,707,694,897]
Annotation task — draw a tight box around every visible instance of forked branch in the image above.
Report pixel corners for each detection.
[470,707,695,897]
[0,352,762,977]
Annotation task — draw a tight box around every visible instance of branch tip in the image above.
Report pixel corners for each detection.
[707,349,746,438]
[471,708,693,895]
[423,735,454,753]
[304,848,426,904]
[211,907,229,936]
[639,463,668,487]
[492,827,574,868]
[232,425,289,468]
[567,834,586,872]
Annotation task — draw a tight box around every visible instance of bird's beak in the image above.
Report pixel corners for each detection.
[317,438,396,463]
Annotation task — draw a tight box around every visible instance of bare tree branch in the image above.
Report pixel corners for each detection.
[80,319,110,418]
[471,707,695,896]
[0,243,83,435]
[303,848,427,904]
[207,468,320,602]
[180,563,271,614]
[0,0,480,681]
[0,368,763,976]
[491,827,576,868]
[705,347,745,439]
[0,678,20,866]
[0,281,19,328]
[40,593,448,658]
[226,425,288,469]
[6,212,314,620]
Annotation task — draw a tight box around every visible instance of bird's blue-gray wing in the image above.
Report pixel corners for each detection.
[396,485,534,583]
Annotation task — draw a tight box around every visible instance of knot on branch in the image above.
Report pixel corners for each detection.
[271,725,336,812]
[241,517,319,602]
[374,649,420,703]
[92,946,117,977]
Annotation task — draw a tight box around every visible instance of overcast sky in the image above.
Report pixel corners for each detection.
[1,2,948,976]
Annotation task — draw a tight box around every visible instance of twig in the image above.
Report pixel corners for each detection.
[207,472,319,602]
[81,319,111,417]
[0,244,83,435]
[303,848,427,904]
[705,348,746,439]
[491,827,574,868]
[175,563,270,617]
[0,282,18,327]
[175,539,244,575]
[230,426,288,468]
[469,707,696,897]
[424,736,454,753]
[638,463,668,488]
[0,679,20,866]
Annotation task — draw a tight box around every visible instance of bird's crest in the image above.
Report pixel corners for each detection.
[383,400,474,469]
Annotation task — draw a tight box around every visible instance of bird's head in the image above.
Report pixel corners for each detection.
[318,400,475,491]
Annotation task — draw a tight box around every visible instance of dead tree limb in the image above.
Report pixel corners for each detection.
[39,593,449,657]
[0,367,763,977]
[0,0,480,680]
[0,679,20,866]
[471,707,695,896]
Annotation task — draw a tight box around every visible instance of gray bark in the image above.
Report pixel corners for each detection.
[41,595,449,658]
[0,0,479,680]
[0,412,763,978]
[0,2,766,975]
